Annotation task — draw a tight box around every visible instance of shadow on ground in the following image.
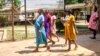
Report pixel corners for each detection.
[15,50,34,54]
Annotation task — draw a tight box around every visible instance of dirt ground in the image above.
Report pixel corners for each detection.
[0,34,100,56]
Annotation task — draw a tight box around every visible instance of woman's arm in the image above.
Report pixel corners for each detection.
[39,15,45,32]
[73,21,78,34]
[50,17,53,26]
[39,21,44,32]
[72,16,78,34]
[93,17,98,22]
[94,12,99,22]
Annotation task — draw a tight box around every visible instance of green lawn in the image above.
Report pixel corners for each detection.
[4,25,35,41]
[1,21,91,41]
[7,30,35,41]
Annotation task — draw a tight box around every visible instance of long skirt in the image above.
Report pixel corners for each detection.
[35,25,47,45]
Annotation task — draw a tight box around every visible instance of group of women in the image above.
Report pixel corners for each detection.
[34,9,78,52]
[34,9,60,52]
[33,4,99,52]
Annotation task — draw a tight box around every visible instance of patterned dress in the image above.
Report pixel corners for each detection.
[88,12,98,30]
[35,14,47,45]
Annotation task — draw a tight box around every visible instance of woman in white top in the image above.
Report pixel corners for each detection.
[61,11,69,26]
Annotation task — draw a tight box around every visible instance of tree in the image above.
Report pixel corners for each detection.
[14,0,21,8]
[7,0,21,8]
[65,0,78,4]
[0,0,5,9]
[78,0,84,3]
[97,0,100,32]
[0,0,21,9]
[65,0,84,4]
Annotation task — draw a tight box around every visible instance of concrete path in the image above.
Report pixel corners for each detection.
[0,34,100,56]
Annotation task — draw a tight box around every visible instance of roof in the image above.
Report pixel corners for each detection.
[65,3,92,9]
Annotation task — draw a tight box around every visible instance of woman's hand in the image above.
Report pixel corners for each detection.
[39,30,42,33]
[93,17,98,22]
[76,29,79,34]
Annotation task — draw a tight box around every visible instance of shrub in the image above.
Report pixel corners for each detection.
[0,16,8,27]
[56,18,64,32]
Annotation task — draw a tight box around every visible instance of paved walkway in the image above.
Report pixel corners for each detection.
[0,34,100,56]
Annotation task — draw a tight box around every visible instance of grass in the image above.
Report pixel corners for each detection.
[4,25,35,41]
[1,20,91,41]
[7,30,35,41]
[57,25,91,35]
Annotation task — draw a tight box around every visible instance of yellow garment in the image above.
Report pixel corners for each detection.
[65,15,76,41]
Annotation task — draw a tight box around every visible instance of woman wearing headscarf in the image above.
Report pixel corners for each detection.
[34,9,50,52]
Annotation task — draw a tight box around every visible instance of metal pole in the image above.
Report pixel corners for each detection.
[85,7,87,24]
[64,0,65,11]
[11,0,14,41]
[24,0,27,39]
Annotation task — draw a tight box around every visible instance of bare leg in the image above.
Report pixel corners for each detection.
[72,40,78,50]
[33,45,39,52]
[65,38,67,44]
[45,43,50,51]
[52,33,59,42]
[48,36,55,46]
[43,36,55,47]
[62,39,67,47]
[89,28,97,39]
[67,40,71,51]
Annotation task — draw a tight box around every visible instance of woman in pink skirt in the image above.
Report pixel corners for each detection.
[88,6,98,39]
[50,12,60,41]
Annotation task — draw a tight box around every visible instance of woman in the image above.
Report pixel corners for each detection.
[65,11,78,50]
[50,12,60,42]
[34,9,50,52]
[44,10,55,45]
[63,11,70,45]
[61,11,69,26]
[88,6,98,39]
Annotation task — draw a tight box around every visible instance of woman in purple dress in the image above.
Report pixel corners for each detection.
[44,10,55,45]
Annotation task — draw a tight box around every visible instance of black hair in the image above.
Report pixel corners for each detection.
[38,9,44,14]
[67,10,74,15]
[94,6,97,12]
[64,10,68,13]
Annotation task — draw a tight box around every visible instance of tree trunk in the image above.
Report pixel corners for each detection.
[97,0,100,32]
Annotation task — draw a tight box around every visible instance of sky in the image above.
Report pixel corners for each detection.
[20,0,64,11]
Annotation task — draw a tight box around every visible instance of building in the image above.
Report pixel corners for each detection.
[19,0,64,21]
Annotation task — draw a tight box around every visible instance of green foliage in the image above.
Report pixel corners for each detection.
[14,0,21,8]
[56,19,64,32]
[78,0,84,3]
[0,0,5,9]
[0,0,21,9]
[6,0,21,7]
[65,0,84,4]
[65,0,78,4]
[0,0,4,4]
